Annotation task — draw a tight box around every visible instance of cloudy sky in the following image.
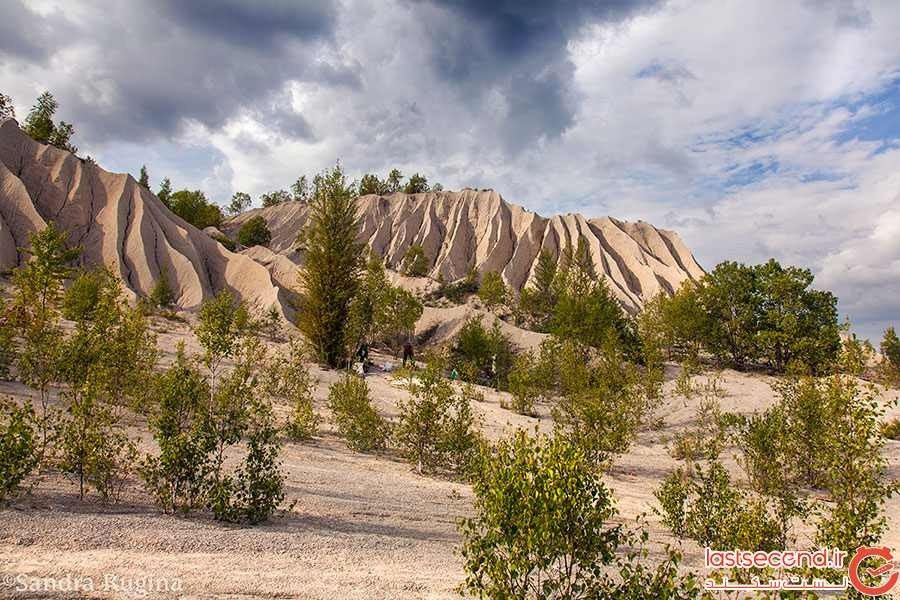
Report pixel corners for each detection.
[1,0,898,339]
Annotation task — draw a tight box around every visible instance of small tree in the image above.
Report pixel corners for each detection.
[403,173,429,193]
[0,399,39,504]
[227,191,252,215]
[264,338,318,441]
[195,290,251,379]
[296,162,364,367]
[23,91,58,145]
[328,374,389,452]
[386,168,403,193]
[401,244,429,277]
[880,326,900,378]
[261,189,291,207]
[506,350,551,416]
[359,173,387,196]
[237,215,272,247]
[157,178,173,208]
[0,92,14,120]
[138,165,150,189]
[395,360,482,474]
[518,249,558,332]
[477,271,507,310]
[448,317,514,390]
[169,189,224,229]
[149,268,175,309]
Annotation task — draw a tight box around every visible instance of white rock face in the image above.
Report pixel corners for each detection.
[225,189,705,313]
[0,118,286,314]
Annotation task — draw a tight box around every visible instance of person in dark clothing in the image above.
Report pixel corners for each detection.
[356,342,369,373]
[402,341,414,368]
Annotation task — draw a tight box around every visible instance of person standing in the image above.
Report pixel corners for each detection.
[402,341,414,368]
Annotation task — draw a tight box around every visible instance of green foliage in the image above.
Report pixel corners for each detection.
[0,299,13,380]
[195,290,251,370]
[386,168,403,193]
[637,284,706,362]
[477,271,507,310]
[258,304,283,341]
[56,393,135,501]
[359,173,387,195]
[517,249,558,332]
[140,347,214,513]
[505,350,549,416]
[0,91,14,120]
[291,175,310,202]
[883,418,900,440]
[265,339,319,441]
[157,178,172,208]
[400,244,429,277]
[211,233,237,251]
[0,399,39,504]
[403,173,429,194]
[149,268,175,309]
[328,374,390,452]
[23,91,77,152]
[668,372,726,466]
[297,162,364,367]
[431,267,480,304]
[656,462,786,551]
[448,317,514,390]
[137,165,150,189]
[550,239,637,355]
[551,336,653,465]
[236,215,272,247]
[460,431,701,599]
[347,252,423,350]
[260,189,291,207]
[379,286,423,346]
[882,326,900,366]
[395,361,483,475]
[169,189,224,229]
[227,191,251,215]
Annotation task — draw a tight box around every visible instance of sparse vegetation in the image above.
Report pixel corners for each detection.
[0,399,40,504]
[328,374,390,452]
[401,244,429,277]
[476,271,507,310]
[237,215,272,247]
[448,317,514,390]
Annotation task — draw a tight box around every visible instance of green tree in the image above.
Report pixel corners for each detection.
[386,168,403,193]
[754,259,840,372]
[378,286,423,348]
[169,190,224,229]
[157,178,173,208]
[23,91,58,144]
[880,326,900,368]
[403,173,428,193]
[138,165,150,189]
[518,249,558,332]
[347,251,391,348]
[395,360,482,474]
[227,191,251,215]
[328,374,390,452]
[477,271,508,310]
[196,290,251,381]
[264,338,318,441]
[401,244,429,277]
[296,162,364,367]
[449,317,515,390]
[460,431,700,599]
[291,175,310,202]
[359,173,387,196]
[149,268,175,309]
[696,261,759,369]
[237,215,272,247]
[0,92,14,120]
[0,399,39,504]
[261,189,291,207]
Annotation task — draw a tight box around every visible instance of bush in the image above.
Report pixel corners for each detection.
[401,244,429,277]
[211,233,237,252]
[0,399,40,504]
[461,431,701,599]
[328,374,389,452]
[448,317,514,390]
[149,268,175,308]
[883,418,900,440]
[62,268,106,321]
[395,361,483,475]
[476,271,507,310]
[431,268,479,304]
[505,350,550,415]
[237,215,272,248]
[169,189,224,229]
[265,339,319,441]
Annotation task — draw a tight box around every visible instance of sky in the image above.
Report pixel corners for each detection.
[1,0,898,340]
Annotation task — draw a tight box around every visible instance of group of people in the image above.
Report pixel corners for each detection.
[353,340,416,375]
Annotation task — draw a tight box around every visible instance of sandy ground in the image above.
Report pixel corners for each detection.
[1,319,898,599]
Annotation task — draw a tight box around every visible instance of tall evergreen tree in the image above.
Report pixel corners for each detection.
[157,178,173,208]
[296,162,363,367]
[0,92,16,120]
[138,165,150,189]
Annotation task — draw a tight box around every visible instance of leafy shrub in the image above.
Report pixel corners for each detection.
[265,339,319,441]
[395,361,483,475]
[431,268,479,304]
[656,462,786,551]
[328,374,389,452]
[62,268,106,321]
[505,350,550,415]
[461,430,701,599]
[236,215,272,248]
[211,233,237,252]
[169,189,224,229]
[448,317,514,390]
[476,271,507,310]
[149,268,175,308]
[400,244,429,277]
[883,418,900,440]
[0,399,40,504]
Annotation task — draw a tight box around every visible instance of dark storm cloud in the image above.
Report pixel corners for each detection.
[0,0,72,62]
[418,0,661,150]
[5,1,345,145]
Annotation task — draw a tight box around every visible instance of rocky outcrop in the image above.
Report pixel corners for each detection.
[225,190,704,313]
[0,118,287,314]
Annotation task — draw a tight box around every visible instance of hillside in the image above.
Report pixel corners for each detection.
[225,190,704,313]
[0,118,286,314]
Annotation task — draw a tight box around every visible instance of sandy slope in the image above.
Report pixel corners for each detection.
[0,322,897,599]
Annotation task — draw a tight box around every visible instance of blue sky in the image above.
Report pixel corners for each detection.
[1,0,898,340]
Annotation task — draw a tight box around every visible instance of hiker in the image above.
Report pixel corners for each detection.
[356,342,369,373]
[402,341,414,368]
